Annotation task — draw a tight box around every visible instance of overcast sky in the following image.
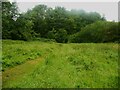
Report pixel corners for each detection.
[10,0,118,21]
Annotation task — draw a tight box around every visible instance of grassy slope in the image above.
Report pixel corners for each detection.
[2,40,118,88]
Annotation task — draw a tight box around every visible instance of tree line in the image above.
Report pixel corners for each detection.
[2,1,120,43]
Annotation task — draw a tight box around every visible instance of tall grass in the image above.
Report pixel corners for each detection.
[2,40,118,88]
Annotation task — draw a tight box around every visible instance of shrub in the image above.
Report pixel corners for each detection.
[55,29,68,43]
[69,21,119,43]
[47,30,55,39]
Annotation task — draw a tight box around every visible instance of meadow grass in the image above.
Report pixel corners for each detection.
[2,40,118,88]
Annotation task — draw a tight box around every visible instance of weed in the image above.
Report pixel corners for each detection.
[2,40,118,88]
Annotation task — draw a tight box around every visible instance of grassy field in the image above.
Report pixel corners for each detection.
[2,40,118,88]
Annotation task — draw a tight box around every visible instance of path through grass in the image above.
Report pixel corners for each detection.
[2,40,118,88]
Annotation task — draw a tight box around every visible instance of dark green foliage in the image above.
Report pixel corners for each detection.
[33,38,56,43]
[47,31,55,39]
[69,21,119,43]
[2,1,119,43]
[102,22,119,42]
[55,29,68,43]
[11,15,34,41]
[47,28,56,39]
[2,1,19,39]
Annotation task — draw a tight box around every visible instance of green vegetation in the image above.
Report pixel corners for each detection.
[2,1,119,43]
[2,40,54,70]
[2,1,119,88]
[2,40,118,88]
[69,21,120,43]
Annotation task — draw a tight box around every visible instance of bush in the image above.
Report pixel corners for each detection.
[33,38,56,42]
[11,29,33,41]
[47,29,56,39]
[69,21,119,43]
[55,29,68,43]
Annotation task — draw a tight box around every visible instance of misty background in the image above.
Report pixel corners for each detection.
[16,2,118,22]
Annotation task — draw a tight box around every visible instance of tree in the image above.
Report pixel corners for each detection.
[102,22,119,42]
[28,5,47,37]
[2,1,19,39]
[11,14,34,41]
[69,21,119,43]
[3,3,113,43]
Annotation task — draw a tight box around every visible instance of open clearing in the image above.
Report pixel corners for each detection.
[2,40,118,88]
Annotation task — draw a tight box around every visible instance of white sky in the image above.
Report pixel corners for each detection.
[8,0,119,21]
